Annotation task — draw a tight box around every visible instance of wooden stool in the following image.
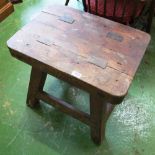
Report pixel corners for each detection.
[7,5,150,145]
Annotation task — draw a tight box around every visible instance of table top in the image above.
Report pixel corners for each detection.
[7,5,150,98]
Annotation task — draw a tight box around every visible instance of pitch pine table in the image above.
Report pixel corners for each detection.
[7,5,150,145]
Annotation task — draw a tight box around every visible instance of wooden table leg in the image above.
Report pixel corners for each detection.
[65,0,87,11]
[27,67,47,107]
[65,0,70,6]
[90,93,115,145]
[82,0,87,11]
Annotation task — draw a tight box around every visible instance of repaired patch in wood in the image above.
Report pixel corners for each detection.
[59,15,75,24]
[87,55,107,69]
[106,32,124,42]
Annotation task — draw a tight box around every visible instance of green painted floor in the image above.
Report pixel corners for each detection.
[0,1,155,155]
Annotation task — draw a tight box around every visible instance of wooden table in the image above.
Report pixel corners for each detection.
[0,1,14,22]
[7,5,150,145]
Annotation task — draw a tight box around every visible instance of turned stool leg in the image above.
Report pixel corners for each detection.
[90,93,115,145]
[27,67,47,107]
